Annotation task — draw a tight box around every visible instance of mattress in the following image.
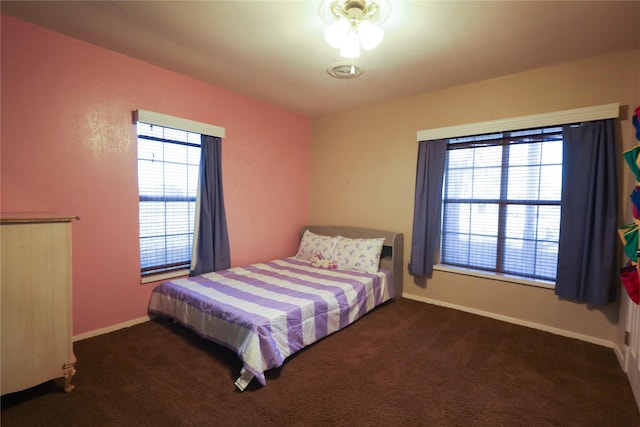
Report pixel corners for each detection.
[148,257,394,390]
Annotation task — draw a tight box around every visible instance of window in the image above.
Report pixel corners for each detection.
[137,123,201,277]
[440,126,563,282]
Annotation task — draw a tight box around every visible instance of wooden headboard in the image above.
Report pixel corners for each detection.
[300,225,404,299]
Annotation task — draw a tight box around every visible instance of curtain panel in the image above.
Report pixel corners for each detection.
[409,139,447,277]
[190,135,231,276]
[555,119,618,305]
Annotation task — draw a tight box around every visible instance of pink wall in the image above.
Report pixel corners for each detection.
[1,15,311,336]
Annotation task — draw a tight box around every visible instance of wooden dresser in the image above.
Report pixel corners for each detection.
[1,214,78,395]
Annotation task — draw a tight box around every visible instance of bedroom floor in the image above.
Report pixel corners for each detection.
[2,298,638,426]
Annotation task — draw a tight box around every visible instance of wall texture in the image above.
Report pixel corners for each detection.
[2,12,639,347]
[310,48,640,345]
[1,15,311,337]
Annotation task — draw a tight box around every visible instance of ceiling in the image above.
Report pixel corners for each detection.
[2,1,640,118]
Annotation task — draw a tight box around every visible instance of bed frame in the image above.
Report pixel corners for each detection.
[150,225,404,391]
[300,225,404,299]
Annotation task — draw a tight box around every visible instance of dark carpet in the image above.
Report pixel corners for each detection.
[2,298,639,426]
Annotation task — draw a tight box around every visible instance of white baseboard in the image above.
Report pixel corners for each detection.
[402,293,615,349]
[73,315,154,342]
[73,296,616,349]
[614,342,628,373]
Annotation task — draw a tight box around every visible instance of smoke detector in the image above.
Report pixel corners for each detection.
[327,62,364,79]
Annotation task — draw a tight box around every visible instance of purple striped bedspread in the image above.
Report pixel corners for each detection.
[148,257,394,390]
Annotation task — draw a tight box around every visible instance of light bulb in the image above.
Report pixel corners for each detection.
[339,30,360,58]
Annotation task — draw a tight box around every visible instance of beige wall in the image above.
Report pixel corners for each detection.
[310,49,640,345]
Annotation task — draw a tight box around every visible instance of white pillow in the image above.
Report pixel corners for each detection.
[334,236,385,274]
[295,230,337,262]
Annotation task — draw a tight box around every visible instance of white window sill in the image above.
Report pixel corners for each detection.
[432,264,555,290]
[140,269,189,284]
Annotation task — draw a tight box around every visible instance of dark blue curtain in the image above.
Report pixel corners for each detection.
[190,135,230,276]
[555,119,618,305]
[409,139,448,277]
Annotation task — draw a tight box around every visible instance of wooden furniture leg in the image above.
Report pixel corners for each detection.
[63,362,76,392]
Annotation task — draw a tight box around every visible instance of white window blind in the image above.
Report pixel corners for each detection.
[137,123,201,276]
[441,126,563,281]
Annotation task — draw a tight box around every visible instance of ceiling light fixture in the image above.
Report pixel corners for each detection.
[320,0,391,59]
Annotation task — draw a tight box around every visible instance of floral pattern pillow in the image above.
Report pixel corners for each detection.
[295,230,337,262]
[334,236,385,274]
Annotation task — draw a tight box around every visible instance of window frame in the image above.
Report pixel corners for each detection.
[415,103,619,289]
[132,110,225,284]
[438,127,563,285]
[136,124,201,283]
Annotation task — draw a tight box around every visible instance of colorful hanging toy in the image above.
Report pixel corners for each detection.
[634,105,640,142]
[618,105,640,304]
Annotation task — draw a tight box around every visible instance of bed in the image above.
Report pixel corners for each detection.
[148,225,403,391]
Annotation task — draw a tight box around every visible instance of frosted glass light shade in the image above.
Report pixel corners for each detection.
[324,18,350,48]
[358,20,384,50]
[320,0,390,57]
